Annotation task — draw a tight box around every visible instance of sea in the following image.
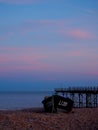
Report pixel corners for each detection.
[0,91,54,110]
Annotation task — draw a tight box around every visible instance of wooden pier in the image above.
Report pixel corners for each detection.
[55,87,98,108]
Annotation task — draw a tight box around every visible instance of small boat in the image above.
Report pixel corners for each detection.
[42,95,74,113]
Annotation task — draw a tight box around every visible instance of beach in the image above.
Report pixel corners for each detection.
[0,108,98,130]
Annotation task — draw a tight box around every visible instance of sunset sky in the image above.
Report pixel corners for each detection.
[0,0,98,91]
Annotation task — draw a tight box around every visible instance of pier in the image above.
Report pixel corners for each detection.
[55,87,98,108]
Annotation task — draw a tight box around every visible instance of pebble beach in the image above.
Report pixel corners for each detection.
[0,107,98,130]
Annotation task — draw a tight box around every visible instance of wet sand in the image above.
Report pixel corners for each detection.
[0,108,98,130]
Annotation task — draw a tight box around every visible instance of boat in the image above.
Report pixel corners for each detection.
[42,95,74,113]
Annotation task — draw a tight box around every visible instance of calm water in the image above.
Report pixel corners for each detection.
[0,91,53,110]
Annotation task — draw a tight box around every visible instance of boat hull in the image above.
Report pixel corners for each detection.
[42,95,74,112]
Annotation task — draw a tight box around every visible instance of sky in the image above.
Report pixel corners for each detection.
[0,0,98,91]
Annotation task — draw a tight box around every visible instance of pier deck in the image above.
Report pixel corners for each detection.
[55,87,98,108]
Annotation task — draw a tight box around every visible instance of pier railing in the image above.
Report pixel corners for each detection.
[55,87,98,108]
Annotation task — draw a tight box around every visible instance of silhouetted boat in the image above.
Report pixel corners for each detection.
[42,95,74,112]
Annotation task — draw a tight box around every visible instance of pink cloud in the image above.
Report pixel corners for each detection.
[0,46,53,72]
[84,9,96,15]
[0,19,66,38]
[0,51,45,64]
[0,47,60,74]
[0,46,98,76]
[0,36,4,41]
[0,56,48,73]
[67,29,94,39]
[0,35,9,41]
[64,51,83,57]
[0,32,14,41]
[1,19,97,41]
[0,46,46,54]
[0,54,60,74]
[0,19,70,39]
[0,62,50,72]
[56,29,95,40]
